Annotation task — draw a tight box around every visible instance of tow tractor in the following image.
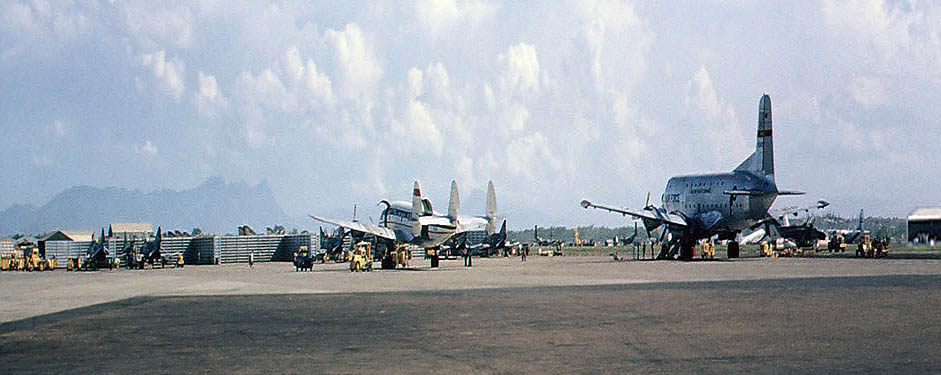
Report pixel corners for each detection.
[856,234,889,258]
[380,243,410,269]
[349,242,373,272]
[293,245,314,272]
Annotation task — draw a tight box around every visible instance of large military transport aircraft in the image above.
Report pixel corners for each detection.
[310,180,499,263]
[581,94,808,260]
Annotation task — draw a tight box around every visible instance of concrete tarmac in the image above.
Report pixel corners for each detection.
[1,256,940,373]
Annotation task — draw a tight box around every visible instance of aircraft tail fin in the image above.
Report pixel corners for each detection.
[857,209,864,231]
[485,181,497,234]
[735,94,774,181]
[412,181,422,217]
[447,180,460,222]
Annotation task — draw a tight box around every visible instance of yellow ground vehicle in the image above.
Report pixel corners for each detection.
[67,256,81,271]
[872,237,890,258]
[700,241,715,259]
[176,253,185,268]
[26,248,56,271]
[3,251,25,271]
[856,234,874,258]
[381,244,410,269]
[349,242,373,272]
[828,234,846,253]
[293,246,314,272]
[0,254,10,271]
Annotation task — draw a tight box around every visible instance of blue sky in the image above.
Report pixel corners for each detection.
[1,0,939,228]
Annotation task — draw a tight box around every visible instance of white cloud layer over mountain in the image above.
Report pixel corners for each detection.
[1,0,939,227]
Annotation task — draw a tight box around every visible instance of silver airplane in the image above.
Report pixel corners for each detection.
[310,180,499,262]
[581,94,807,259]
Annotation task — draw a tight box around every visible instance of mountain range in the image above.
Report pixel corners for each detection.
[0,177,290,236]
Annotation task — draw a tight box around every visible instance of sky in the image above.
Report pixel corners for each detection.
[1,0,939,229]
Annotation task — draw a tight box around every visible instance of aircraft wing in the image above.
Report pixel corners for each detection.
[752,200,830,229]
[309,215,397,242]
[580,200,687,227]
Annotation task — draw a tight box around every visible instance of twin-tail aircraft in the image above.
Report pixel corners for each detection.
[311,180,501,264]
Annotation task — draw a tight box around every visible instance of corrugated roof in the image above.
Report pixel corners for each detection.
[909,207,941,221]
[38,230,94,242]
[110,223,154,234]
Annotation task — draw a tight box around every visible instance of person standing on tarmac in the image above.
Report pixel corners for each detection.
[249,250,254,268]
[521,246,527,261]
[463,248,472,267]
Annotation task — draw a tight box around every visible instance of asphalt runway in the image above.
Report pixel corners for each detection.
[2,271,939,373]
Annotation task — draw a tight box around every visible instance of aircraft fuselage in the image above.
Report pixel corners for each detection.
[662,170,777,238]
[381,201,459,248]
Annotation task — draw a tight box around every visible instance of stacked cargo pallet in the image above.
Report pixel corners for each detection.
[43,241,93,267]
[217,234,316,264]
[0,240,14,255]
[36,234,316,267]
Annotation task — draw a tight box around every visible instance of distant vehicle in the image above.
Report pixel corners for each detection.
[311,180,501,266]
[582,94,807,260]
[830,209,869,244]
[293,246,314,271]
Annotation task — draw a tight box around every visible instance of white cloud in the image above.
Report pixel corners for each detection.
[415,0,498,38]
[237,69,294,112]
[135,140,159,155]
[324,24,383,102]
[821,0,941,84]
[194,71,228,117]
[686,65,724,120]
[684,65,747,168]
[498,43,541,93]
[141,50,185,101]
[282,46,336,109]
[122,3,194,49]
[0,1,91,41]
[416,0,459,37]
[503,102,529,132]
[847,75,889,107]
[506,132,561,180]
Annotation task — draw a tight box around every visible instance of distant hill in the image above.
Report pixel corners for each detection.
[0,177,290,236]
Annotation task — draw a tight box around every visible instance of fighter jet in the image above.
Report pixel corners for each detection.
[533,225,563,247]
[830,209,869,244]
[137,227,165,268]
[310,180,500,264]
[581,94,809,260]
[318,226,348,260]
[744,200,830,245]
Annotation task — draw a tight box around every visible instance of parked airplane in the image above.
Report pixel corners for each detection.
[318,226,348,259]
[311,180,499,264]
[743,200,830,245]
[533,225,563,247]
[581,94,807,260]
[830,209,869,244]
